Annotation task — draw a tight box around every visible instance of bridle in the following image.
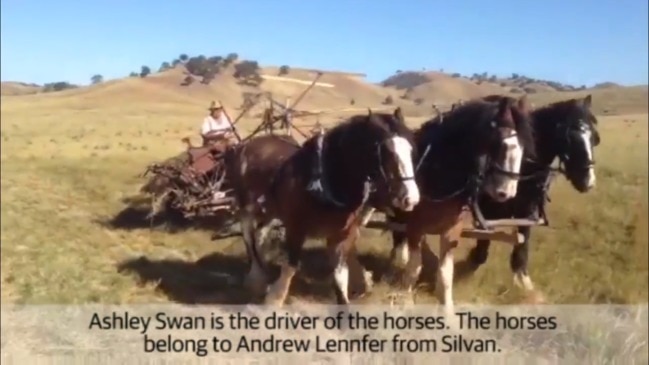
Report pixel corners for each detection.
[479,124,527,184]
[555,120,597,173]
[372,134,416,196]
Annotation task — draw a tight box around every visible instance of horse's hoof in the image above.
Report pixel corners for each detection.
[262,283,287,306]
[522,290,546,305]
[402,293,416,307]
[263,295,285,307]
[243,277,267,298]
[383,269,403,287]
[386,291,416,307]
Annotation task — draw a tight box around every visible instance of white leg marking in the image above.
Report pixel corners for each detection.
[437,239,455,311]
[500,134,524,199]
[403,246,422,290]
[513,272,535,291]
[255,223,272,249]
[359,206,376,226]
[334,258,350,304]
[386,136,420,210]
[393,242,410,268]
[580,128,596,188]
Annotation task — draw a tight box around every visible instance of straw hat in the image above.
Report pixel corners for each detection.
[207,101,222,111]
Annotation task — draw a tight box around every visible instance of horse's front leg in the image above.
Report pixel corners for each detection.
[240,208,269,297]
[436,222,462,313]
[380,213,410,285]
[402,229,424,292]
[264,227,305,306]
[468,239,492,269]
[511,226,545,303]
[327,226,360,305]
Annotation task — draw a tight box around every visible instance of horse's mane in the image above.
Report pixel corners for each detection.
[416,100,501,156]
[412,97,537,199]
[326,110,413,141]
[533,98,598,131]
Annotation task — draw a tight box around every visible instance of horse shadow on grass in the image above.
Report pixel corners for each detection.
[117,238,483,305]
[117,246,376,305]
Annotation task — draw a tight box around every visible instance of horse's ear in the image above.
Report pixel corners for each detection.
[367,108,373,116]
[393,107,404,122]
[583,94,592,109]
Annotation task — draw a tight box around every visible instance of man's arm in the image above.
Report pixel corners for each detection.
[200,117,213,136]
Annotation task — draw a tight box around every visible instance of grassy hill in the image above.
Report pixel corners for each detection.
[4,60,647,119]
[379,70,648,115]
[0,81,42,96]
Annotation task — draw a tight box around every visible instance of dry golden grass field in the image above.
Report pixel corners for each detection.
[1,69,647,306]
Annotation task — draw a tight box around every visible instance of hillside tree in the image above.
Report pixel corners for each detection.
[185,55,209,77]
[208,56,224,66]
[223,53,239,66]
[43,81,78,92]
[90,74,103,84]
[279,65,290,76]
[159,62,171,72]
[140,65,151,78]
[234,60,260,79]
[179,54,189,62]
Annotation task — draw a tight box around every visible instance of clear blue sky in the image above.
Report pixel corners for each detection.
[2,0,647,87]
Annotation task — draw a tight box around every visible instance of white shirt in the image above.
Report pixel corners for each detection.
[201,115,232,136]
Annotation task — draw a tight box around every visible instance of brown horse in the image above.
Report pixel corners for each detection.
[366,96,535,311]
[228,108,420,305]
[223,133,302,293]
[463,95,600,302]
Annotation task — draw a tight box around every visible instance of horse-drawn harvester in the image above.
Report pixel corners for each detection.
[138,73,547,250]
[138,72,328,225]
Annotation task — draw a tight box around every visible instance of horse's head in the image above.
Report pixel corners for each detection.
[363,107,420,211]
[538,95,599,192]
[475,95,534,202]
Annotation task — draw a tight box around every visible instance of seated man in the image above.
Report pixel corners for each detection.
[200,102,237,149]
